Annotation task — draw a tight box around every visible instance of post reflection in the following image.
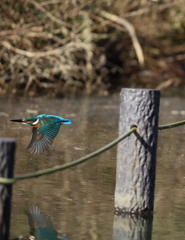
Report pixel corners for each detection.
[113,214,153,240]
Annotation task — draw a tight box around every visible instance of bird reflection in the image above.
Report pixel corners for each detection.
[17,206,67,240]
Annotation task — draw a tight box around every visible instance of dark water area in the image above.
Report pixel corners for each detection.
[0,96,185,239]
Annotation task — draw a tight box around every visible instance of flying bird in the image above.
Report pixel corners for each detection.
[11,114,72,154]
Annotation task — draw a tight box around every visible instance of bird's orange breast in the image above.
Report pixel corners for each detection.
[33,123,40,128]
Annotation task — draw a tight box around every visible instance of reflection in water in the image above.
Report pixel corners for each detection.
[113,214,153,240]
[17,206,67,240]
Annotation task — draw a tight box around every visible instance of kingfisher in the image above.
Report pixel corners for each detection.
[10,114,72,154]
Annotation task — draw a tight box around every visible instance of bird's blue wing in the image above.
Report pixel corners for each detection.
[27,117,61,154]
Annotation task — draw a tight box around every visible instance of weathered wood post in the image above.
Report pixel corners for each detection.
[115,88,160,214]
[0,138,16,240]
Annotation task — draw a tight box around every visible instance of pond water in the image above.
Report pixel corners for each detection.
[0,96,185,240]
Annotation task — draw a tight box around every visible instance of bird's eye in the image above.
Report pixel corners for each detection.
[32,118,39,125]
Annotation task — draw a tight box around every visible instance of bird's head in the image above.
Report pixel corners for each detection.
[10,117,39,127]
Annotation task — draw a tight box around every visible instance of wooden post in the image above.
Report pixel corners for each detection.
[115,88,160,214]
[0,138,16,240]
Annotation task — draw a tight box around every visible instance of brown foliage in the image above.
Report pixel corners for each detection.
[0,0,185,96]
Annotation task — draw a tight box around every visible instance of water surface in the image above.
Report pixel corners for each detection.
[0,96,185,240]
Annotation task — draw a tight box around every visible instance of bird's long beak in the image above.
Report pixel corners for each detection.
[10,119,24,122]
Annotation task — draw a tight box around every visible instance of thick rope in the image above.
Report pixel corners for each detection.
[1,119,185,185]
[158,119,185,130]
[0,127,137,184]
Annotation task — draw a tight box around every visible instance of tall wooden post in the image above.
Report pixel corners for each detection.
[115,88,160,214]
[0,138,16,240]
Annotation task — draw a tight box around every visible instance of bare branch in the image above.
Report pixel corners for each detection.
[99,10,145,67]
[27,0,71,29]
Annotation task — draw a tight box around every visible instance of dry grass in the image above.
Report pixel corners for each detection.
[0,0,185,96]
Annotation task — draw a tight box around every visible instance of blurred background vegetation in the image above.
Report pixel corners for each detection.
[0,0,185,97]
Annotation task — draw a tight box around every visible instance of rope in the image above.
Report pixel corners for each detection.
[0,127,137,184]
[158,119,185,130]
[1,118,185,185]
